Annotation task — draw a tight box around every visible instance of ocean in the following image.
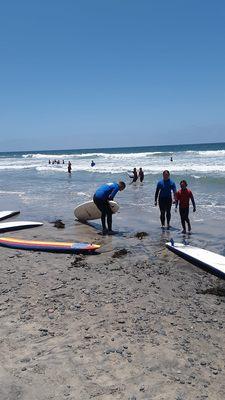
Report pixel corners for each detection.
[0,142,225,251]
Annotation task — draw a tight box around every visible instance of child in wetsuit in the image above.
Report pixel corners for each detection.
[176,180,196,234]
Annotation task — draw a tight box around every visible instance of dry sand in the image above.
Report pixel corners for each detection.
[0,222,225,400]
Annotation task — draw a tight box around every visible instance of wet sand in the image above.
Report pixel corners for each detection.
[0,221,225,400]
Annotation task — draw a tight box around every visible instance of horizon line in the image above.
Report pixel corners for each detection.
[0,140,225,154]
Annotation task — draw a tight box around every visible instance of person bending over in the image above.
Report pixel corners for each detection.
[93,181,126,235]
[155,170,176,229]
[175,180,196,234]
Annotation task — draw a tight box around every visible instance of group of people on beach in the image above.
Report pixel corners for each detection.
[128,167,144,183]
[49,159,65,165]
[93,170,196,236]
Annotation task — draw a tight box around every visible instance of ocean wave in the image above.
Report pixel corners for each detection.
[0,164,37,170]
[36,165,66,172]
[21,149,225,160]
[0,190,25,195]
[185,150,225,157]
[198,150,225,157]
[23,153,70,159]
[0,162,225,174]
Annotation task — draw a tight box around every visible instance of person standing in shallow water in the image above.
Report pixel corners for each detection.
[154,170,176,229]
[93,181,126,235]
[67,161,72,173]
[138,168,144,183]
[175,179,196,234]
[129,168,138,184]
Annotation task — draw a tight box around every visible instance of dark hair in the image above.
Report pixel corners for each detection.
[180,180,187,186]
[119,181,126,189]
[163,170,170,175]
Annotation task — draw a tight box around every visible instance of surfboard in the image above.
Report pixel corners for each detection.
[166,241,225,280]
[0,237,100,253]
[0,211,20,221]
[0,221,43,233]
[74,200,119,221]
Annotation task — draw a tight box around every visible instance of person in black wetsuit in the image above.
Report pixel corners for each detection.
[93,181,126,235]
[154,170,176,229]
[138,168,144,182]
[67,161,72,173]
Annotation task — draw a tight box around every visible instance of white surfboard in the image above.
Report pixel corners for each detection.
[0,221,43,233]
[166,241,225,280]
[0,211,20,221]
[74,200,119,221]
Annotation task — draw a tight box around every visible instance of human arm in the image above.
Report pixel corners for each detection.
[171,182,177,203]
[108,184,119,200]
[175,191,179,211]
[154,186,160,205]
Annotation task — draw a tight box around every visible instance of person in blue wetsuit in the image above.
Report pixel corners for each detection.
[154,170,176,229]
[93,181,126,235]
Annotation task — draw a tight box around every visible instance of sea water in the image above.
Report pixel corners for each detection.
[0,142,225,250]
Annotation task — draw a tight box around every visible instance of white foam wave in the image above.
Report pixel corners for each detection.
[1,162,225,174]
[76,192,90,197]
[0,190,25,196]
[191,175,201,179]
[198,150,225,157]
[0,165,37,170]
[36,166,66,172]
[22,149,225,160]
[1,148,225,175]
[23,153,71,159]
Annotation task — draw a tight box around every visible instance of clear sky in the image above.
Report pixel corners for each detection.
[0,0,225,151]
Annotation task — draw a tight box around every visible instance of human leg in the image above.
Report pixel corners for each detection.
[159,198,166,227]
[179,207,186,233]
[93,196,107,232]
[165,198,172,227]
[105,201,113,231]
[184,207,191,231]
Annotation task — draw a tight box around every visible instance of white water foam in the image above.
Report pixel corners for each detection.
[1,149,225,176]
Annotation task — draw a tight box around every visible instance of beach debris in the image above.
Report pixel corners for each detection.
[135,231,148,239]
[70,254,87,268]
[112,248,128,258]
[53,219,65,228]
[199,286,225,297]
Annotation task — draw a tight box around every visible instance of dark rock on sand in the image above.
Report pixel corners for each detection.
[134,231,149,239]
[53,219,65,228]
[112,248,128,258]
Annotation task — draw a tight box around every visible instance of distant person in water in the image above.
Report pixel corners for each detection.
[67,161,72,173]
[138,168,144,182]
[48,159,51,164]
[175,180,196,234]
[93,181,126,235]
[91,160,95,167]
[170,156,173,162]
[129,168,138,184]
[155,170,176,229]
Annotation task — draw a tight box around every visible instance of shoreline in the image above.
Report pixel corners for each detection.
[0,222,225,399]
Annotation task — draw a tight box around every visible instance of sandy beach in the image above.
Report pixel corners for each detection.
[0,220,225,400]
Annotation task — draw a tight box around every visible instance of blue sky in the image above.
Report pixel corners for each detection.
[0,0,224,151]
